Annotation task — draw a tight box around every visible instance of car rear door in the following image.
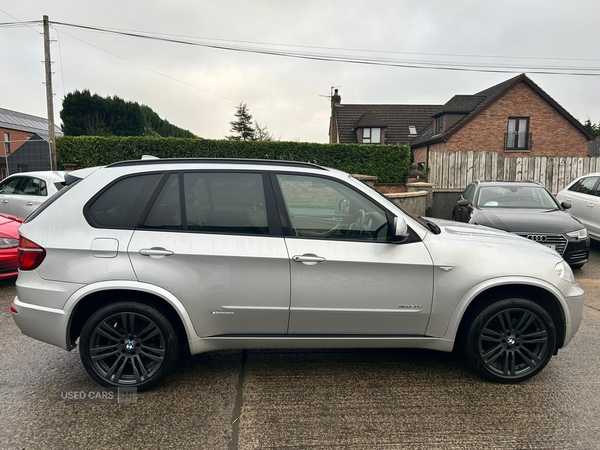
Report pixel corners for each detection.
[127,171,290,338]
[273,173,434,336]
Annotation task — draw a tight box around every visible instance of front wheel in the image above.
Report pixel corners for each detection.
[80,302,179,391]
[463,298,556,383]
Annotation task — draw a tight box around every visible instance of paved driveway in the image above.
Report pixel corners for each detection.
[1,243,600,449]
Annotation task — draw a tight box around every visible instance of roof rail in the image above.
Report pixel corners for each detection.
[107,158,327,170]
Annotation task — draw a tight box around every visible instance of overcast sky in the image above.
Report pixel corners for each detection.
[1,1,599,143]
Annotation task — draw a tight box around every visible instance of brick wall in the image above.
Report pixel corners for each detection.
[412,141,445,166]
[445,82,589,157]
[373,183,407,194]
[0,128,34,156]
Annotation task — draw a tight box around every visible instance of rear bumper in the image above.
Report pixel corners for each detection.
[11,296,71,350]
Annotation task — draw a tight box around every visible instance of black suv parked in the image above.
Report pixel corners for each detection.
[453,181,590,268]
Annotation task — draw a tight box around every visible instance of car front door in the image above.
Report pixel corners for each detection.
[562,176,599,235]
[0,176,22,215]
[273,173,434,336]
[127,171,290,338]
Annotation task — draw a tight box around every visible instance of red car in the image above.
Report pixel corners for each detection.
[0,214,21,279]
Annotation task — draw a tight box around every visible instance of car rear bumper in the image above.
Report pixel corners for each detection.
[11,296,71,350]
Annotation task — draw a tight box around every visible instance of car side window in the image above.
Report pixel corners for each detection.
[0,177,21,194]
[144,174,182,230]
[183,172,269,235]
[88,174,162,228]
[18,177,46,196]
[276,174,390,242]
[575,176,600,195]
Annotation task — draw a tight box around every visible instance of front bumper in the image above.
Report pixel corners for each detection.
[563,237,590,267]
[11,296,71,350]
[0,248,18,279]
[562,283,585,348]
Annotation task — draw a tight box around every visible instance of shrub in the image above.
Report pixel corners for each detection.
[56,136,411,183]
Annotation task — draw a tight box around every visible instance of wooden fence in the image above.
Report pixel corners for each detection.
[428,151,600,193]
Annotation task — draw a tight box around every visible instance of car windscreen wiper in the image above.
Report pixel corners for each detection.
[418,216,441,234]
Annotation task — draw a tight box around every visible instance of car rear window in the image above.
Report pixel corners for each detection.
[87,174,162,228]
[24,179,81,223]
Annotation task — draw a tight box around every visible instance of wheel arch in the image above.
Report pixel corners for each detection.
[65,282,198,352]
[447,279,568,353]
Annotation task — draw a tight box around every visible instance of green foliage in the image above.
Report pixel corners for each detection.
[226,102,255,141]
[56,136,411,183]
[583,119,600,137]
[60,90,195,138]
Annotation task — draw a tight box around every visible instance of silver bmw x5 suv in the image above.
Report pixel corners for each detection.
[11,158,584,390]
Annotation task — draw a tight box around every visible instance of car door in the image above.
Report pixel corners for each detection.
[10,176,47,218]
[561,176,599,235]
[273,173,434,336]
[0,176,22,215]
[127,171,290,338]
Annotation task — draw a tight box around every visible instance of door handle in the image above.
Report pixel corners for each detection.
[139,247,174,257]
[26,202,33,206]
[587,204,594,208]
[1,200,7,204]
[292,254,326,265]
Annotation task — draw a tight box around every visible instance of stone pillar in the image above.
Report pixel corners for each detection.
[406,182,435,216]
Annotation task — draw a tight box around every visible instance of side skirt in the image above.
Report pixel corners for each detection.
[188,336,455,355]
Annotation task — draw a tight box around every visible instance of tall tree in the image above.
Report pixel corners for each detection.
[583,119,600,137]
[226,102,255,141]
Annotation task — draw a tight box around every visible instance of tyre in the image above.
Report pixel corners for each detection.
[463,298,556,383]
[80,302,179,391]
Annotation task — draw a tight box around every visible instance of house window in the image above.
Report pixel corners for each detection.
[506,117,530,150]
[436,117,444,134]
[3,132,9,154]
[408,125,417,135]
[362,128,381,144]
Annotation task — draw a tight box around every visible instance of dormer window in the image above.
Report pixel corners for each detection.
[436,117,444,134]
[362,127,381,144]
[408,126,417,135]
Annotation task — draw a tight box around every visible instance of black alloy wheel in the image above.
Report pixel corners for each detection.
[80,302,179,391]
[464,298,556,383]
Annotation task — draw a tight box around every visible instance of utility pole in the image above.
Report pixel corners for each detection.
[43,15,57,171]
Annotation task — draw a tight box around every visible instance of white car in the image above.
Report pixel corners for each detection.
[556,173,600,241]
[0,171,66,219]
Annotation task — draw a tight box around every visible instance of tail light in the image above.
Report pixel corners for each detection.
[18,236,46,271]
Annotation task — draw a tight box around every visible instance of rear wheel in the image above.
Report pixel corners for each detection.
[80,302,179,391]
[463,298,556,383]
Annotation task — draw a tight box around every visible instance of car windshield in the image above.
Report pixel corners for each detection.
[476,185,559,209]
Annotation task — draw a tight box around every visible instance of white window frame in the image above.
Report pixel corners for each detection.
[362,127,381,144]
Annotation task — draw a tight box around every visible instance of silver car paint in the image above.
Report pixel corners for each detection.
[13,161,584,357]
[0,171,65,218]
[128,230,291,337]
[556,173,600,240]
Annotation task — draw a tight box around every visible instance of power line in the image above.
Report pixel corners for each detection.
[48,21,600,64]
[0,11,40,34]
[55,28,327,126]
[50,21,600,77]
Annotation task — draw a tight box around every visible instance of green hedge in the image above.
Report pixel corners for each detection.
[56,136,411,183]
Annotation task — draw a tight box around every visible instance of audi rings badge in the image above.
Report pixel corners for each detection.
[527,234,547,243]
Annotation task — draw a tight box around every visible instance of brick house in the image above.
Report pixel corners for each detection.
[328,89,442,146]
[0,107,63,177]
[329,74,596,168]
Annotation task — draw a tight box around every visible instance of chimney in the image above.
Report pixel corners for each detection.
[331,88,341,106]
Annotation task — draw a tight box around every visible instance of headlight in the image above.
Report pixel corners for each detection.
[555,260,575,283]
[566,228,588,240]
[0,238,18,249]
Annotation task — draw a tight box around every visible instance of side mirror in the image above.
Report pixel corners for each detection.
[392,217,409,244]
[457,199,469,207]
[561,201,572,210]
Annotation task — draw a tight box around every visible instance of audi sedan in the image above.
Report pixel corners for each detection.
[453,181,590,268]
